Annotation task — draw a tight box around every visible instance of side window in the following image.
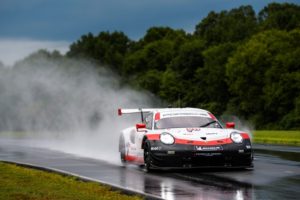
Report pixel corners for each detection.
[145,113,153,130]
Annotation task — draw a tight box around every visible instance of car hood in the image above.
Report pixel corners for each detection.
[157,128,238,141]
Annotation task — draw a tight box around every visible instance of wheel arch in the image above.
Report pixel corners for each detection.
[118,133,125,152]
[141,136,148,149]
[118,127,133,152]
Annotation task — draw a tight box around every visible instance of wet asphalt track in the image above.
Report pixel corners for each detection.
[0,138,299,200]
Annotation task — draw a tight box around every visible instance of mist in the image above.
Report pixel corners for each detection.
[0,51,158,164]
[0,39,69,66]
[219,115,255,140]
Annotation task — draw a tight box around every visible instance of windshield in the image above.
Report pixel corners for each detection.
[155,116,222,129]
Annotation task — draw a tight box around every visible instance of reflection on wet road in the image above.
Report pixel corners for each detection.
[0,138,299,200]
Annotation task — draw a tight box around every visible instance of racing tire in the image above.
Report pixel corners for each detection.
[144,141,153,172]
[119,135,126,166]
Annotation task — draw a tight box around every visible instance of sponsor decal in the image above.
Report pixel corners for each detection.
[194,146,223,151]
[183,132,194,136]
[162,113,208,117]
[206,132,217,135]
[186,128,201,132]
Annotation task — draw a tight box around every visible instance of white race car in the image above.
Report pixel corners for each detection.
[118,108,253,171]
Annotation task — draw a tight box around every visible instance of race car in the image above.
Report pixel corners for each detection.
[118,108,253,171]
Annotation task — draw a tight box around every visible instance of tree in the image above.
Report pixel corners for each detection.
[134,70,162,94]
[142,27,187,44]
[258,3,300,31]
[122,39,175,75]
[67,33,96,58]
[169,39,206,79]
[159,69,184,106]
[163,38,206,107]
[68,31,131,72]
[226,29,300,128]
[194,42,238,115]
[195,5,257,45]
[63,2,300,129]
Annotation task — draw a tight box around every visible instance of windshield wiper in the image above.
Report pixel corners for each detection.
[200,120,216,127]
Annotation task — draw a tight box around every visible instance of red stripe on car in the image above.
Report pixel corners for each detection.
[241,133,250,139]
[208,112,217,120]
[147,134,160,140]
[175,138,232,146]
[125,155,144,163]
[147,134,233,145]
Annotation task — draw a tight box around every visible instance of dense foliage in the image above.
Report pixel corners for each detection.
[66,3,300,129]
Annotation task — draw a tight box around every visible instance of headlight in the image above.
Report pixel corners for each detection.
[231,132,243,143]
[160,132,175,145]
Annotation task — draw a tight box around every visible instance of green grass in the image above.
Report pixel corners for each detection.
[0,162,142,200]
[253,130,300,146]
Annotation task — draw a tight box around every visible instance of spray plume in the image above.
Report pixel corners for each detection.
[0,51,158,164]
[219,114,255,140]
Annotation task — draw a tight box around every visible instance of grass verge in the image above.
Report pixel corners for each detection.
[0,162,142,200]
[253,130,300,146]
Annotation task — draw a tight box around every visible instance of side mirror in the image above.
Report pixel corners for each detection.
[226,122,235,129]
[136,123,146,132]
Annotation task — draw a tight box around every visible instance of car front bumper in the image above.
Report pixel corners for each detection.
[147,139,253,169]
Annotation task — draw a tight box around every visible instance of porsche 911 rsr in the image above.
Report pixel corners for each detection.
[118,108,253,171]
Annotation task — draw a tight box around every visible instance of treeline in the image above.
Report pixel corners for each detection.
[66,3,299,129]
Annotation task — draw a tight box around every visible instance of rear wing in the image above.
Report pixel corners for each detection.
[118,108,158,116]
[118,108,158,122]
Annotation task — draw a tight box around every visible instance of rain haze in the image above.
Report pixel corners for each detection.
[0,0,298,163]
[0,55,157,163]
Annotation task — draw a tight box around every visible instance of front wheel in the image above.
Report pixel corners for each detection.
[143,141,153,172]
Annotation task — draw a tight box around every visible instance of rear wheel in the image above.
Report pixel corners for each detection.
[119,136,126,166]
[144,141,153,172]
